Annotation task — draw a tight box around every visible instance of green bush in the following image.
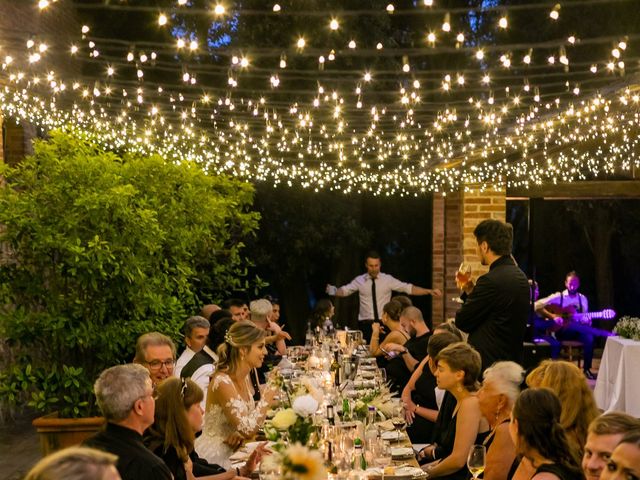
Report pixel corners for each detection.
[0,131,259,417]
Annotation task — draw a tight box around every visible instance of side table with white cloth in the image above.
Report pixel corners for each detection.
[594,336,640,417]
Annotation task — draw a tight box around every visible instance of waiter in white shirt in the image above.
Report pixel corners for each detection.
[326,251,441,342]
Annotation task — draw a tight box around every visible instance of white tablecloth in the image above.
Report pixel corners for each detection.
[594,336,640,417]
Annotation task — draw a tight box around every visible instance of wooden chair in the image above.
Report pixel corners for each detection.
[560,340,584,368]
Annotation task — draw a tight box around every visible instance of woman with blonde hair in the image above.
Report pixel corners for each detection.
[194,321,278,469]
[477,361,524,480]
[526,360,599,457]
[25,447,120,480]
[146,377,266,480]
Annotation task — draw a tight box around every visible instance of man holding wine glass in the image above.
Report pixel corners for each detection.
[454,219,530,372]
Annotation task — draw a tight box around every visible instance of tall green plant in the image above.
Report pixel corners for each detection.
[0,131,259,417]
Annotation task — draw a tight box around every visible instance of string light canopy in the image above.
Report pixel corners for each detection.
[2,0,640,195]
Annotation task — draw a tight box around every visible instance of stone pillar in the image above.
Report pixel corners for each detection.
[432,186,506,324]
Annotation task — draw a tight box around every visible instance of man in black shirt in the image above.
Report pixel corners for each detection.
[84,364,172,480]
[383,306,432,393]
[455,219,530,371]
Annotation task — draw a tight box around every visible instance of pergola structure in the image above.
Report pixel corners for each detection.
[2,0,640,321]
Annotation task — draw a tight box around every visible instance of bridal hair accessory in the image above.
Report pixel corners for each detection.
[224,330,234,346]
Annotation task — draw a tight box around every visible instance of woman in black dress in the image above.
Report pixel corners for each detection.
[403,331,461,443]
[510,388,584,480]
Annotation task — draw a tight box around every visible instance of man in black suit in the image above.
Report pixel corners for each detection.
[84,364,172,480]
[455,219,530,371]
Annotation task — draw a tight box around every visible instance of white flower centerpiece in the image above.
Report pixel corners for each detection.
[266,393,319,445]
[614,316,640,341]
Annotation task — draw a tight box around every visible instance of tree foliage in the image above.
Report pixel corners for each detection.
[0,131,258,417]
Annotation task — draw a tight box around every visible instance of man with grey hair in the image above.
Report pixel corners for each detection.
[84,364,172,480]
[176,316,215,409]
[174,316,210,378]
[250,299,290,355]
[133,332,176,386]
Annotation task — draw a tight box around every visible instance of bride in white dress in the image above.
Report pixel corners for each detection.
[195,320,277,469]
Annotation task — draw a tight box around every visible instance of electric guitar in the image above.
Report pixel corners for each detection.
[546,304,616,332]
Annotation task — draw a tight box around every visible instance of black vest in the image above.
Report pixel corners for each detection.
[180,350,214,379]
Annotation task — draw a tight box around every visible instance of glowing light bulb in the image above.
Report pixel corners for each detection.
[158,14,168,26]
[498,17,508,29]
[81,25,90,34]
[273,4,281,11]
[177,39,185,49]
[240,57,249,67]
[38,0,49,9]
[364,72,372,82]
[456,33,465,43]
[214,4,225,15]
[442,21,451,32]
[427,32,436,44]
[376,43,383,50]
[297,37,306,49]
[189,40,198,50]
[549,9,559,20]
[568,36,576,44]
[348,40,356,49]
[70,45,78,54]
[386,4,395,13]
[424,0,433,5]
[403,63,410,73]
[330,19,339,30]
[475,49,484,60]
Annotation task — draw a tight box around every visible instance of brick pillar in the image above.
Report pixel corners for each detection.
[432,186,506,324]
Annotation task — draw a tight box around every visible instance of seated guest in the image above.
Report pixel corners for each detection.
[222,298,247,322]
[25,446,120,480]
[419,343,489,479]
[134,332,176,387]
[369,300,407,358]
[200,304,221,321]
[478,361,524,480]
[309,298,336,335]
[195,321,278,469]
[175,316,211,378]
[146,377,267,480]
[583,412,640,480]
[393,294,413,310]
[510,388,584,480]
[601,431,640,480]
[527,360,599,458]
[264,295,281,325]
[250,299,290,356]
[84,364,172,480]
[403,331,461,443]
[383,306,432,393]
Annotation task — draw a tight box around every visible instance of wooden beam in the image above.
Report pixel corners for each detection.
[507,180,640,199]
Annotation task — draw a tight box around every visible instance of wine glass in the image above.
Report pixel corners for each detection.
[391,404,406,440]
[467,444,486,479]
[456,262,472,285]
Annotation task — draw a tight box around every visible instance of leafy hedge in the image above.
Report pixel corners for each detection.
[0,131,259,417]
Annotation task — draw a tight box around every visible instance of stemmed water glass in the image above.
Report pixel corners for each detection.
[467,444,486,479]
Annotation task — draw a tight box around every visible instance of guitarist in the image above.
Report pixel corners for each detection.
[534,271,612,380]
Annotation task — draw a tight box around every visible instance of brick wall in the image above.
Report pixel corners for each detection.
[432,186,506,323]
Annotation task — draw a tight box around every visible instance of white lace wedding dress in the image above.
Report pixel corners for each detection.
[194,372,267,469]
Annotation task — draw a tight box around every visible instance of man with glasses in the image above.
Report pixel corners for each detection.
[84,364,172,480]
[133,332,176,387]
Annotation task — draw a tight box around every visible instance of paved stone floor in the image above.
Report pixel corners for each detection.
[0,413,41,480]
